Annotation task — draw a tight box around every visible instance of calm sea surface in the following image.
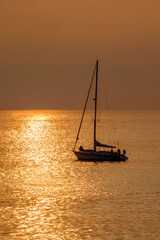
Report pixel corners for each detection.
[0,110,160,240]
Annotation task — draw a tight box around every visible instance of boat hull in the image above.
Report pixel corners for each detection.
[74,151,128,162]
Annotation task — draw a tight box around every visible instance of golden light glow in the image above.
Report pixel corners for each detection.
[0,1,160,110]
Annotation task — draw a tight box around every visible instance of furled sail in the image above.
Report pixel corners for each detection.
[95,140,116,148]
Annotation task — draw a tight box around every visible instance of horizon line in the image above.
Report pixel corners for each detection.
[0,108,160,112]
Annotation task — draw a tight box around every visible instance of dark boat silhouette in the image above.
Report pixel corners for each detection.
[73,60,128,162]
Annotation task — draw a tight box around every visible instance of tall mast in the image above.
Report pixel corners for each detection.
[94,60,99,151]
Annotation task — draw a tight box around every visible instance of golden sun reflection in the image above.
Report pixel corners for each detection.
[1,110,160,239]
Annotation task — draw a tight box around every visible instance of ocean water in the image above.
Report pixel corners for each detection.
[0,110,160,240]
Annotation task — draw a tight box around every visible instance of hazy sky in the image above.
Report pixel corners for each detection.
[0,0,160,110]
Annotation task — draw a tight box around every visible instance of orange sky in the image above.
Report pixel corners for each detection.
[0,0,160,110]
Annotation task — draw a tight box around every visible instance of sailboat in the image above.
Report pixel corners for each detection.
[73,60,128,162]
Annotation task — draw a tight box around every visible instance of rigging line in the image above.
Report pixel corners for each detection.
[73,63,96,151]
[97,80,101,139]
[99,65,118,147]
[99,64,111,110]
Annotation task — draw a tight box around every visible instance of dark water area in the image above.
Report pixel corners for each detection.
[0,110,160,239]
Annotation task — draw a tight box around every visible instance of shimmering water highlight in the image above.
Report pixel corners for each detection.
[0,110,160,239]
